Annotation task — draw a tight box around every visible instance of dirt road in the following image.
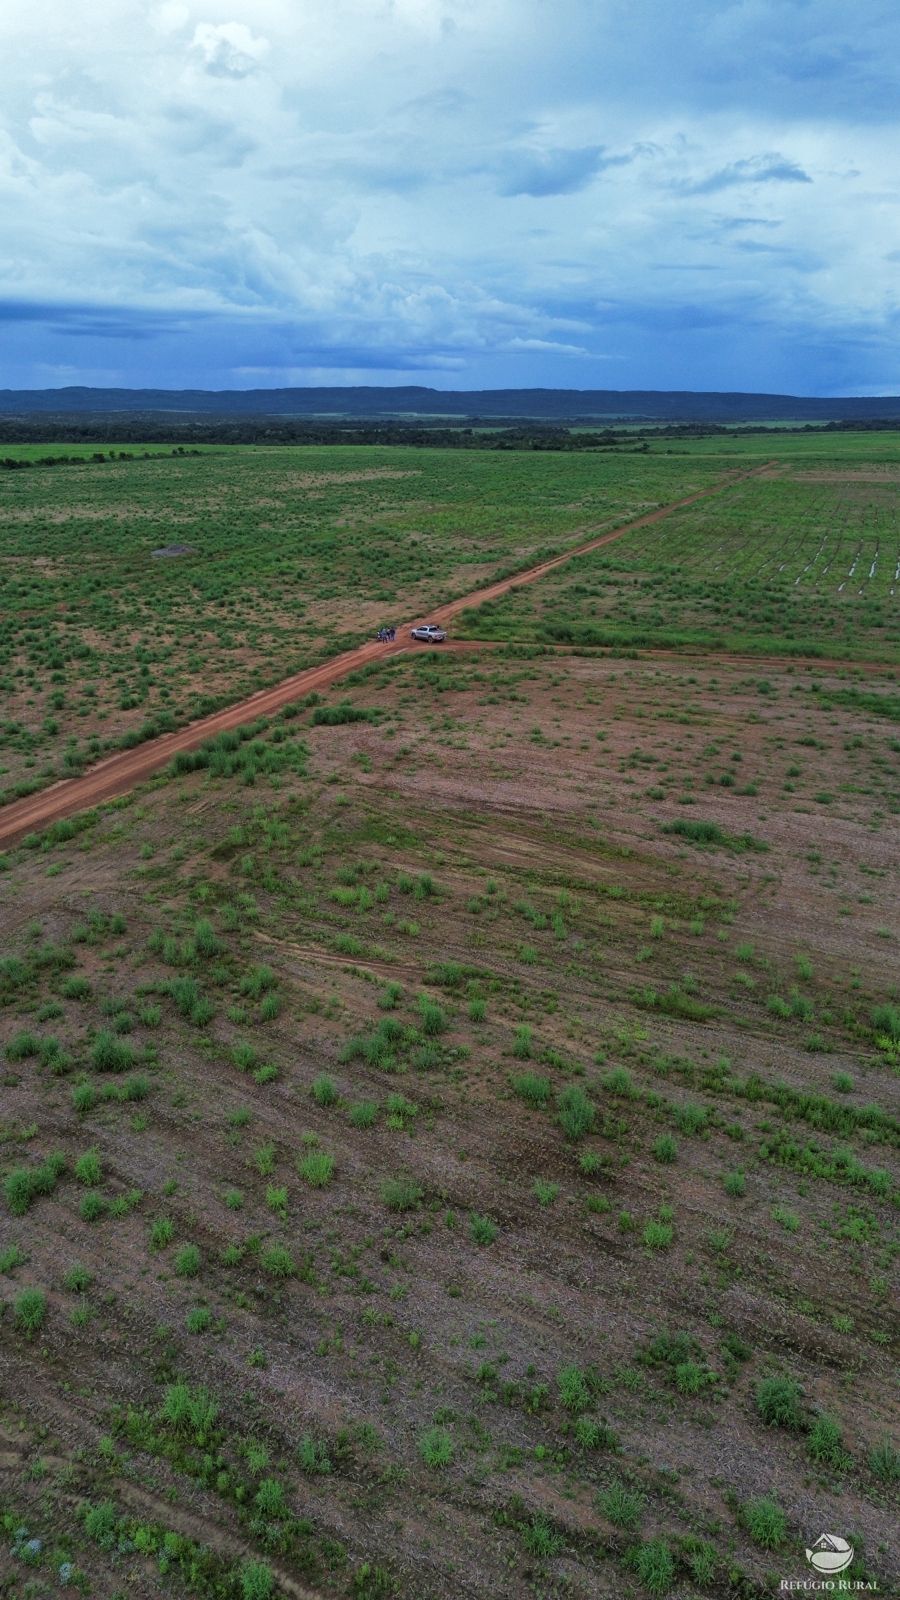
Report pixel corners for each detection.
[0,465,770,848]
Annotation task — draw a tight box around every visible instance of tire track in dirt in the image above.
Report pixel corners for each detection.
[0,464,774,848]
[442,638,898,674]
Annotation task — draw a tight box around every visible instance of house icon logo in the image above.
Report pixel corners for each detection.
[805,1535,854,1575]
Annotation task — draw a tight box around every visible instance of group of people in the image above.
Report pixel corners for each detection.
[376,626,396,642]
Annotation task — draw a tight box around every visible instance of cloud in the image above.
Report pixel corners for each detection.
[0,0,898,393]
[683,153,813,195]
[495,144,626,198]
[191,22,270,79]
[505,336,591,356]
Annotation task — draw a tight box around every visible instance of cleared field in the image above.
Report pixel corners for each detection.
[1,434,898,1600]
[0,447,731,805]
[457,468,900,660]
[1,642,898,1599]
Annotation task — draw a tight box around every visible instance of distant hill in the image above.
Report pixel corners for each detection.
[2,385,900,423]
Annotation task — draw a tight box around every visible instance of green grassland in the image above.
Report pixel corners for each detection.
[458,466,900,660]
[0,445,730,803]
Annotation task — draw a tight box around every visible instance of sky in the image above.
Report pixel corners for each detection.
[1,0,899,394]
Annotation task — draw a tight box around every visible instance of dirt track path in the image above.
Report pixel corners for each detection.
[442,638,898,674]
[0,465,771,848]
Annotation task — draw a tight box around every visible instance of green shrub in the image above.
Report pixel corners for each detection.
[867,1437,899,1483]
[557,1085,595,1140]
[91,1030,137,1073]
[419,1425,453,1468]
[469,1212,498,1245]
[298,1150,334,1187]
[871,1003,900,1043]
[674,1102,708,1135]
[297,1433,332,1474]
[643,1219,673,1249]
[161,1382,218,1439]
[173,1244,201,1278]
[380,1177,423,1211]
[756,1374,803,1429]
[743,1497,786,1548]
[261,1243,296,1277]
[75,1149,102,1186]
[0,1244,26,1274]
[633,1538,676,1594]
[150,1216,174,1250]
[80,1191,106,1222]
[512,1024,533,1059]
[239,965,277,999]
[385,1092,417,1129]
[512,1071,551,1108]
[14,1286,47,1337]
[574,1415,618,1450]
[807,1413,848,1470]
[255,1478,286,1517]
[191,918,221,959]
[674,1360,710,1395]
[311,1073,338,1106]
[351,1563,395,1600]
[4,1152,66,1215]
[349,1100,378,1128]
[579,1150,604,1176]
[684,1539,717,1586]
[240,1560,274,1600]
[5,1030,39,1061]
[602,1066,635,1097]
[724,1169,746,1196]
[418,996,447,1036]
[312,702,378,726]
[254,1142,276,1177]
[558,1365,591,1414]
[61,975,92,999]
[598,1478,644,1529]
[646,1328,695,1367]
[83,1500,119,1547]
[664,818,766,852]
[522,1515,563,1557]
[652,1134,677,1164]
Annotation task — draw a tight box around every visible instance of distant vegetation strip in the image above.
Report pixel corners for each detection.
[1,445,204,469]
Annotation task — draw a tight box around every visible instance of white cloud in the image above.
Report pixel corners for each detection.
[151,2,190,33]
[191,20,270,78]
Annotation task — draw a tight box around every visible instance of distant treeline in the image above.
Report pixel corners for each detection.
[0,417,894,455]
[0,446,203,470]
[0,419,654,449]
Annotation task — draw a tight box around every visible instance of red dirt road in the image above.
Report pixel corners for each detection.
[0,466,770,848]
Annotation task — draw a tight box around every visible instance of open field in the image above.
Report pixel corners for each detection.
[0,463,769,850]
[1,438,898,1600]
[0,447,736,806]
[456,468,900,661]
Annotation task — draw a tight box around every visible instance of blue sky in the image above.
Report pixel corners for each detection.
[1,0,898,393]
